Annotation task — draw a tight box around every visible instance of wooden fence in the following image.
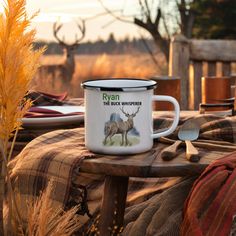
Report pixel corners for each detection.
[169,35,236,109]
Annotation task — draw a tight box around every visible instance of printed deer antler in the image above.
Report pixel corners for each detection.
[120,107,129,116]
[132,106,140,116]
[120,106,140,116]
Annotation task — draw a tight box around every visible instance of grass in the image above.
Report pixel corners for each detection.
[26,180,80,236]
[5,180,81,236]
[31,51,236,100]
[31,53,168,98]
[104,135,140,147]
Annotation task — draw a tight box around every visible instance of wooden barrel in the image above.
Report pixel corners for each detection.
[150,76,181,111]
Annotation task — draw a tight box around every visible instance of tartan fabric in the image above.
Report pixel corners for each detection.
[9,127,178,231]
[25,91,84,107]
[8,113,236,233]
[181,151,236,236]
[123,177,197,236]
[154,114,236,143]
[9,128,95,220]
[25,91,68,106]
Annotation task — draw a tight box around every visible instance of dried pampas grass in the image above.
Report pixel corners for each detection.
[0,0,44,152]
[0,0,44,234]
[26,180,80,236]
[5,180,80,236]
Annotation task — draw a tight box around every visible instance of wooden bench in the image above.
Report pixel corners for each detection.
[169,35,236,110]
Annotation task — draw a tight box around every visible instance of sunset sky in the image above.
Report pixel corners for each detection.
[17,0,146,43]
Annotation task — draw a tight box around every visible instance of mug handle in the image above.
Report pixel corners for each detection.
[151,95,180,139]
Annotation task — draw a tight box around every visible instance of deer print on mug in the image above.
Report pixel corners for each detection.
[103,107,140,146]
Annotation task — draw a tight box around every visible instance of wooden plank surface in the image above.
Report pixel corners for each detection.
[80,147,161,177]
[222,62,231,76]
[149,146,227,177]
[80,142,229,178]
[190,40,236,62]
[207,62,217,76]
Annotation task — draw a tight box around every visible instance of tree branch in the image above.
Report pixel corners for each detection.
[144,0,151,19]
[97,0,133,24]
[176,0,195,38]
[154,8,161,27]
[138,0,146,16]
[101,18,117,29]
[186,10,195,38]
[134,17,148,29]
[98,0,170,62]
[139,34,161,69]
[162,15,171,41]
[84,10,123,21]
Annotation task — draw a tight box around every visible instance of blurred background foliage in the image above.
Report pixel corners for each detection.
[192,0,236,39]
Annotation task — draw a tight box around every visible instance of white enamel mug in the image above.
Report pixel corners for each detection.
[82,79,180,155]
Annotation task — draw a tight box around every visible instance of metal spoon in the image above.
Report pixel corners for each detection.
[161,119,200,162]
[178,120,200,162]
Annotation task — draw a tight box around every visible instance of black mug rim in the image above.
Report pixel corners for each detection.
[81,78,157,91]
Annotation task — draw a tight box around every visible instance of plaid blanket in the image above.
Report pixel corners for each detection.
[154,113,236,143]
[181,151,236,236]
[9,129,95,220]
[9,128,179,232]
[123,152,236,236]
[123,177,197,236]
[8,114,236,234]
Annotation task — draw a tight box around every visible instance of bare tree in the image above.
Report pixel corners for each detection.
[176,0,195,38]
[38,19,86,87]
[98,0,196,62]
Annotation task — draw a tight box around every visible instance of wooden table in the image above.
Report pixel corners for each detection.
[14,110,233,234]
[80,141,228,235]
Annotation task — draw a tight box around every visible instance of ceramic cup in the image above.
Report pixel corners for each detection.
[81,79,180,155]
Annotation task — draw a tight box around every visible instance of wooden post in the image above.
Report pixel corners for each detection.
[222,62,231,76]
[207,62,217,76]
[169,34,190,110]
[99,176,129,235]
[189,61,203,110]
